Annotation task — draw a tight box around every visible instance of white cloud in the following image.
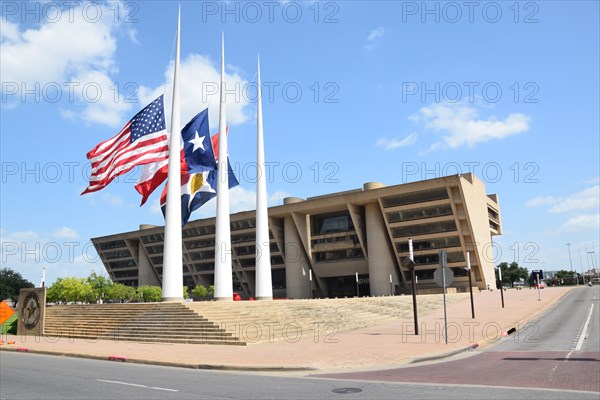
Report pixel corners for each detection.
[526,186,599,213]
[549,186,599,213]
[414,103,530,151]
[559,214,600,233]
[137,53,251,131]
[365,27,384,50]
[83,191,125,207]
[0,2,132,126]
[375,133,417,150]
[585,176,600,184]
[53,227,79,239]
[0,227,103,285]
[269,190,292,206]
[526,196,558,207]
[101,193,125,207]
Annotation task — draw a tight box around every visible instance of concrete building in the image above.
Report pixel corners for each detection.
[92,173,502,298]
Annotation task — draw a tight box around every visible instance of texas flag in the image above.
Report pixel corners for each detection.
[135,109,216,206]
[135,108,239,226]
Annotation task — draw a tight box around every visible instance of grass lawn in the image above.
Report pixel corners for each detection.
[1,312,18,334]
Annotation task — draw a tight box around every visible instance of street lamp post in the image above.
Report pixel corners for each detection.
[467,252,475,319]
[567,243,577,285]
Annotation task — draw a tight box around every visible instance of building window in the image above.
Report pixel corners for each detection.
[183,225,215,237]
[271,255,284,265]
[99,240,127,251]
[231,219,256,231]
[397,236,461,252]
[413,251,465,265]
[381,187,449,208]
[272,269,286,289]
[194,263,214,271]
[315,248,364,262]
[312,211,354,235]
[392,221,457,238]
[107,259,137,269]
[140,233,164,244]
[103,249,132,260]
[386,204,453,223]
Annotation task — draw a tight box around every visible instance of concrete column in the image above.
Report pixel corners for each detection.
[137,241,161,287]
[365,202,399,296]
[283,215,311,299]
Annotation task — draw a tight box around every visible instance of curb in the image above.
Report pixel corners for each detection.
[0,347,317,372]
[409,342,479,364]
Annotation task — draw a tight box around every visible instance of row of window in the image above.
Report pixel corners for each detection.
[381,187,449,208]
[396,236,462,252]
[386,204,453,223]
[392,221,457,238]
[98,240,127,251]
[103,249,132,260]
[311,234,359,246]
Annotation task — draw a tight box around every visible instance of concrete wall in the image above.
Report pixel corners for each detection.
[365,202,400,295]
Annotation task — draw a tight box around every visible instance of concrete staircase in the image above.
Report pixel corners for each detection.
[184,293,469,344]
[44,303,244,345]
[43,294,469,345]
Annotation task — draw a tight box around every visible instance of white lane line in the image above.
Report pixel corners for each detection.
[97,379,179,392]
[575,303,594,351]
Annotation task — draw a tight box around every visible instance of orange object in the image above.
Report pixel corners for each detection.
[0,300,15,324]
[8,341,16,344]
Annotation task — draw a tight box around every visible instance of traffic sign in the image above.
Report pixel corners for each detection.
[531,270,544,280]
[434,267,454,287]
[0,300,15,324]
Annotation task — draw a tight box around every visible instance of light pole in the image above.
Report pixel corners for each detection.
[567,243,577,285]
[467,252,475,319]
[589,251,597,279]
[578,244,586,284]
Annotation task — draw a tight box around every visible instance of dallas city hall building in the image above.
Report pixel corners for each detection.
[92,173,502,298]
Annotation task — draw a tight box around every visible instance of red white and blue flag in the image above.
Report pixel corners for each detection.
[135,108,238,226]
[82,95,168,195]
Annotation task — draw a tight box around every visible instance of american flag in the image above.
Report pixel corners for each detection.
[81,95,169,195]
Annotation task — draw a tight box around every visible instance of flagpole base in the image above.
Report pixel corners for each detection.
[214,296,233,302]
[255,296,273,301]
[162,297,184,302]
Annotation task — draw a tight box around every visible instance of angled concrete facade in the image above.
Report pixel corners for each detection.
[92,173,502,299]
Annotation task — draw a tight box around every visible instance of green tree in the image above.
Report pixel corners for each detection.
[183,285,190,299]
[60,277,94,303]
[550,270,577,286]
[191,285,208,299]
[105,283,136,303]
[0,268,34,302]
[496,262,529,288]
[208,285,215,298]
[87,272,113,303]
[46,278,65,303]
[137,286,162,302]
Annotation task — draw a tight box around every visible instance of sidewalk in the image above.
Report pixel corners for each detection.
[0,286,573,373]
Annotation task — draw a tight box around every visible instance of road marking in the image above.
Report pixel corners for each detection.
[97,379,179,392]
[575,303,594,351]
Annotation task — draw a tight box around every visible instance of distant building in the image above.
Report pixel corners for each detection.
[92,173,502,299]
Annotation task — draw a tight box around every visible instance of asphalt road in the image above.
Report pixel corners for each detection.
[1,351,598,400]
[1,287,598,400]
[316,286,600,393]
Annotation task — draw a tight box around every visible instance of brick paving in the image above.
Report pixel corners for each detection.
[315,351,600,392]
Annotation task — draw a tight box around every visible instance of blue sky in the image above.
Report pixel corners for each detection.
[1,1,599,286]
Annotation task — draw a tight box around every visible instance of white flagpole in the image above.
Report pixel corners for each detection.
[214,33,233,301]
[255,54,273,300]
[162,6,183,301]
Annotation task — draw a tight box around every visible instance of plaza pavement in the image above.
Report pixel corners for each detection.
[0,286,573,373]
